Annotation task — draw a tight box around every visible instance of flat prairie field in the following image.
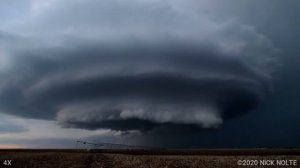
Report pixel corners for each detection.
[0,149,299,168]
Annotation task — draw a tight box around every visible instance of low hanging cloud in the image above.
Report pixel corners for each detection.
[0,114,27,134]
[0,0,279,132]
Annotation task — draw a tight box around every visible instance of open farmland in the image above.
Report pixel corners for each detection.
[0,149,299,168]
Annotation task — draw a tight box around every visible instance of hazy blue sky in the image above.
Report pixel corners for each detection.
[0,0,299,148]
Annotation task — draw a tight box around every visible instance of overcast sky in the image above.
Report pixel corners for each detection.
[0,0,299,148]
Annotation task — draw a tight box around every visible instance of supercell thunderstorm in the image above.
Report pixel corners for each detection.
[0,0,279,132]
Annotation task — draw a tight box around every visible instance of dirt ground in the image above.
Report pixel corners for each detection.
[0,150,299,168]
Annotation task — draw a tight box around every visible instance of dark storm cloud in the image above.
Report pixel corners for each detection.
[0,39,276,130]
[0,0,279,131]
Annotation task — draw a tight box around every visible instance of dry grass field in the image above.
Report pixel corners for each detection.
[0,149,299,168]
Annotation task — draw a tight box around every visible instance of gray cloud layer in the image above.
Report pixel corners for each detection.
[0,0,279,132]
[0,116,27,134]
